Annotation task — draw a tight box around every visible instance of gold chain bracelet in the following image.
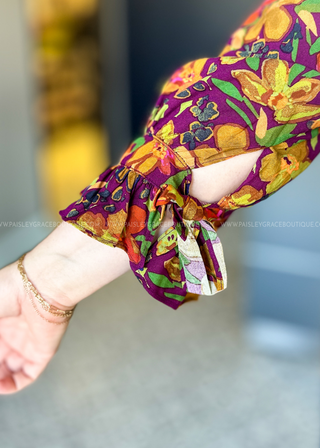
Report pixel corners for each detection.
[17,253,75,325]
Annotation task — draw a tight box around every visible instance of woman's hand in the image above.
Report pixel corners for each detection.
[0,222,131,394]
[0,261,71,394]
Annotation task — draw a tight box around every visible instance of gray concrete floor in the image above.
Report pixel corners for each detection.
[0,223,319,448]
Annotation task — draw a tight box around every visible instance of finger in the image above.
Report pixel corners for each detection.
[0,376,17,394]
[0,362,34,394]
[12,370,34,392]
[23,360,46,379]
[0,362,11,380]
[5,351,24,372]
[0,369,34,394]
[0,339,10,362]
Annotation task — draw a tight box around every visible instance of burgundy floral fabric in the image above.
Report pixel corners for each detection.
[60,0,320,309]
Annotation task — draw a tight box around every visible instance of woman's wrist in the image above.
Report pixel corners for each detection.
[19,221,131,310]
[22,250,76,310]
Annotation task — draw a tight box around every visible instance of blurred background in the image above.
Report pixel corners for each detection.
[0,1,319,447]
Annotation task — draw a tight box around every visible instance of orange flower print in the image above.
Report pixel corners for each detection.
[77,212,107,238]
[123,205,147,264]
[123,234,141,264]
[232,58,320,123]
[161,59,208,98]
[126,205,147,236]
[243,0,304,43]
[74,211,119,246]
[317,54,320,73]
[218,185,264,209]
[155,184,185,208]
[125,134,179,176]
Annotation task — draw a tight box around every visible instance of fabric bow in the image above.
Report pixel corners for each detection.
[169,200,228,296]
[140,182,228,308]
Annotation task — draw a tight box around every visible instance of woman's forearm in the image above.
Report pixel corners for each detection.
[23,221,131,309]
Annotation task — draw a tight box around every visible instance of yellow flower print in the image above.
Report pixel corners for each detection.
[107,209,127,236]
[259,140,310,194]
[214,123,250,152]
[161,59,208,96]
[156,120,178,145]
[183,198,204,221]
[243,0,304,43]
[175,144,220,168]
[232,58,320,123]
[220,55,246,66]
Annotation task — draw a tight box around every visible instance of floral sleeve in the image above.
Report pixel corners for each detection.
[60,0,320,309]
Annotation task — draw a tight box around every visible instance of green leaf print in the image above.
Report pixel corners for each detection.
[311,128,319,150]
[303,70,320,78]
[255,123,297,147]
[179,252,190,268]
[243,96,259,118]
[226,99,253,130]
[154,103,169,121]
[165,170,189,191]
[148,210,161,231]
[246,56,260,71]
[288,63,305,86]
[310,36,320,55]
[144,196,153,212]
[164,292,185,301]
[135,235,152,257]
[211,78,243,102]
[292,31,299,62]
[184,268,202,285]
[295,1,320,15]
[306,27,312,46]
[252,163,257,174]
[175,100,193,118]
[201,226,217,243]
[131,136,146,153]
[148,272,181,289]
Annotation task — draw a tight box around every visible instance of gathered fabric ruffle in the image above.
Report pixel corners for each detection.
[59,158,229,309]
